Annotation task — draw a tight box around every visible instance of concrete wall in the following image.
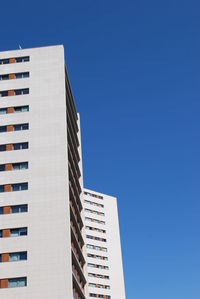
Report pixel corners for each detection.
[0,46,73,298]
[83,188,126,299]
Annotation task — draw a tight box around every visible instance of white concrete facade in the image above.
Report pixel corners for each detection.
[0,45,126,299]
[83,189,126,299]
[0,45,85,298]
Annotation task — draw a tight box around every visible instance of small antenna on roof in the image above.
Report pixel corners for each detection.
[19,45,22,49]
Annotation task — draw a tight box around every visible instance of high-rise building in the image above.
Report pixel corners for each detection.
[0,45,125,299]
[83,189,126,299]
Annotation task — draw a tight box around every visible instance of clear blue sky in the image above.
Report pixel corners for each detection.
[1,1,200,298]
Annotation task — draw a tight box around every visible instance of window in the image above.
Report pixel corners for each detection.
[85,208,105,216]
[0,205,28,215]
[0,126,7,133]
[0,88,29,97]
[88,273,109,279]
[0,144,6,151]
[0,58,9,65]
[0,182,28,193]
[84,200,104,208]
[85,217,105,225]
[87,254,108,261]
[0,165,5,172]
[0,72,29,81]
[11,204,28,214]
[0,162,28,171]
[8,277,27,288]
[14,105,29,113]
[13,142,28,150]
[86,226,106,234]
[13,123,29,131]
[86,244,108,252]
[86,235,107,242]
[0,91,8,97]
[15,72,29,79]
[0,56,29,65]
[84,191,103,200]
[0,105,29,114]
[9,252,27,262]
[11,183,28,191]
[14,88,29,95]
[0,142,28,151]
[10,227,27,237]
[89,283,110,289]
[16,56,29,63]
[0,108,7,114]
[12,162,28,170]
[0,74,9,80]
[90,294,110,299]
[88,263,109,270]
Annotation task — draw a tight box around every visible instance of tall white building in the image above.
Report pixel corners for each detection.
[0,45,125,299]
[83,189,126,299]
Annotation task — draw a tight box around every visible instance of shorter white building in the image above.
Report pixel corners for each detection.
[83,189,126,299]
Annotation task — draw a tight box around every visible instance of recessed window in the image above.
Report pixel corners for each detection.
[85,217,105,225]
[0,91,8,97]
[13,142,28,150]
[0,56,29,65]
[0,105,29,115]
[0,162,28,172]
[0,58,9,65]
[15,72,29,79]
[88,263,109,270]
[16,56,29,63]
[0,142,29,151]
[0,126,7,133]
[0,182,29,193]
[14,88,29,95]
[0,251,27,263]
[0,88,29,97]
[0,108,7,115]
[11,204,28,214]
[14,105,29,113]
[12,162,28,170]
[0,74,9,81]
[87,253,108,261]
[13,123,29,131]
[85,226,106,233]
[8,277,27,288]
[9,252,27,262]
[86,235,107,242]
[85,208,105,216]
[10,227,27,237]
[0,204,28,215]
[89,294,110,299]
[0,227,28,238]
[12,183,28,192]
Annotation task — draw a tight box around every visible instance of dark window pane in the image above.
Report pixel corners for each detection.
[0,165,5,171]
[0,108,7,114]
[0,91,8,97]
[20,252,27,260]
[22,142,28,149]
[19,228,27,236]
[16,56,29,63]
[0,145,6,151]
[0,59,9,64]
[0,126,7,133]
[21,183,28,190]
